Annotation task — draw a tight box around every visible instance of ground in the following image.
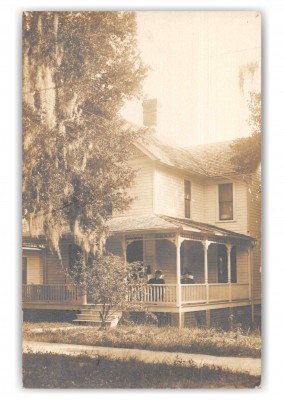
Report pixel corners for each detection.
[22,322,261,388]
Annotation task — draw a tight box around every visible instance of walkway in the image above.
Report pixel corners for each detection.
[23,341,261,376]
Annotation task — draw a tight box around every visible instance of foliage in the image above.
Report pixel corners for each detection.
[67,253,147,328]
[23,352,260,388]
[22,12,147,256]
[23,323,261,358]
[230,91,261,174]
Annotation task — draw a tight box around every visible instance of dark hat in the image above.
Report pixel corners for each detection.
[155,270,162,276]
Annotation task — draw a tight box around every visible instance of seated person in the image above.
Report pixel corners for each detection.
[148,270,165,284]
[181,271,195,284]
[147,270,165,301]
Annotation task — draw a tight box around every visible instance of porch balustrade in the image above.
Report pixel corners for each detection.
[22,283,250,306]
[128,284,177,303]
[231,283,250,300]
[22,284,83,304]
[209,284,230,302]
[181,284,207,303]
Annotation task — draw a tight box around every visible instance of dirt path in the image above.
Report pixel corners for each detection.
[23,340,261,376]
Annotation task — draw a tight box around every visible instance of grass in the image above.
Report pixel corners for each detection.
[23,322,261,358]
[23,351,260,388]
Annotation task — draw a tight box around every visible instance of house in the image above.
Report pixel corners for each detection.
[22,100,261,328]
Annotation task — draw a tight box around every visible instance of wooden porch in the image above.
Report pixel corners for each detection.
[128,282,250,304]
[22,282,250,309]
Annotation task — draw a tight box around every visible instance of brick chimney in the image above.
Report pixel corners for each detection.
[142,98,157,127]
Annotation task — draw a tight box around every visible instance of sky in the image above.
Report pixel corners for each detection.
[122,11,261,146]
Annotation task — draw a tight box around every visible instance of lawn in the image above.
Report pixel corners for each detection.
[23,351,260,388]
[23,322,261,358]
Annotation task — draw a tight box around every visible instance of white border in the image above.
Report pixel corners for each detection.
[1,0,284,398]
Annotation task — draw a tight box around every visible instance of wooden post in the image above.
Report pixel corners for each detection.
[82,291,87,305]
[226,244,232,302]
[203,240,210,304]
[248,245,254,324]
[176,235,183,328]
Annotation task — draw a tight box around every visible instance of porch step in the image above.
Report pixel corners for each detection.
[73,306,122,327]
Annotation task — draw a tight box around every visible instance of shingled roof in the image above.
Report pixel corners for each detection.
[137,136,251,178]
[108,214,254,243]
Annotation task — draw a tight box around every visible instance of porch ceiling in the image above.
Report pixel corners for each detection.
[108,214,255,244]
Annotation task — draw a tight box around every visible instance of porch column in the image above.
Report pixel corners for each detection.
[248,246,252,301]
[81,291,87,305]
[226,244,232,302]
[248,245,254,323]
[202,240,210,304]
[175,235,183,328]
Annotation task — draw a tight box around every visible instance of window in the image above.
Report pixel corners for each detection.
[184,180,191,218]
[219,183,233,220]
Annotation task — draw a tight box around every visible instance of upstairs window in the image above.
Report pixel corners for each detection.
[219,183,233,220]
[184,180,191,218]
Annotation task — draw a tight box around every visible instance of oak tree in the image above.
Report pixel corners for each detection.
[22,12,147,257]
[230,91,261,174]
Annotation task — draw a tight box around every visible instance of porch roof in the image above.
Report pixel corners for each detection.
[107,214,255,243]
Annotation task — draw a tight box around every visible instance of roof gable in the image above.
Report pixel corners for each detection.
[135,136,256,178]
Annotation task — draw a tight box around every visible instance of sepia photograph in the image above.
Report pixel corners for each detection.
[22,10,261,389]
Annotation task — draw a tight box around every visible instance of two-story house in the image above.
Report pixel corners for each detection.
[22,100,261,328]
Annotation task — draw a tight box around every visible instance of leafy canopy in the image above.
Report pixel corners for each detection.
[230,91,261,174]
[68,252,147,327]
[22,12,147,256]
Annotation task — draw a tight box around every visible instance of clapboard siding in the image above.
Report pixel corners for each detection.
[154,166,204,219]
[203,180,248,233]
[247,166,261,301]
[45,238,72,284]
[252,242,261,301]
[115,158,154,216]
[154,167,184,218]
[236,245,249,283]
[191,181,204,221]
[155,240,176,284]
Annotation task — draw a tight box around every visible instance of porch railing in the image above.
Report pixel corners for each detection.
[209,283,230,302]
[128,284,177,303]
[22,284,83,304]
[181,283,250,304]
[231,283,250,300]
[22,283,250,306]
[181,284,206,304]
